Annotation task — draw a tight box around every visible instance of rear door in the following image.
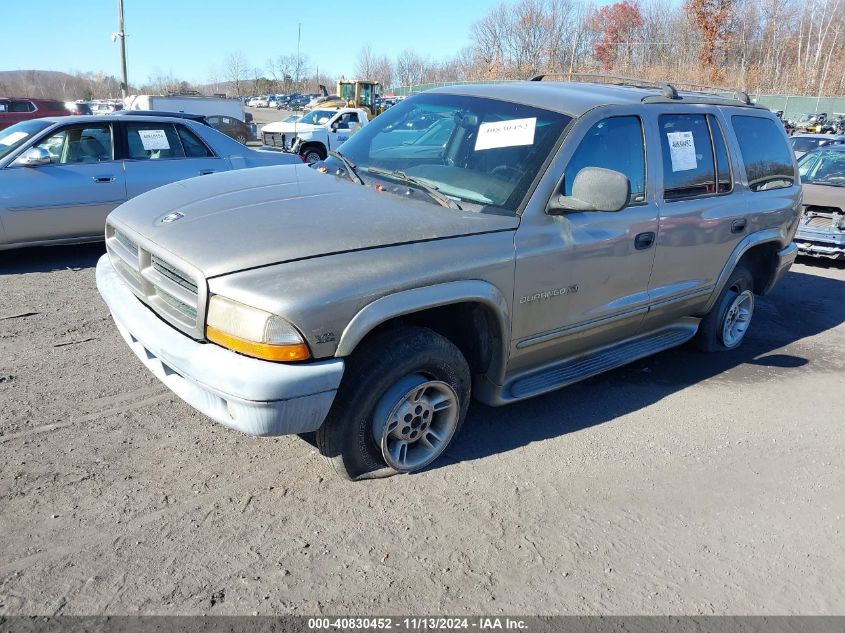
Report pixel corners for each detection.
[0,121,126,244]
[120,121,228,198]
[643,109,796,328]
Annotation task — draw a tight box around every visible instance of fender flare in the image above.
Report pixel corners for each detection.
[335,280,511,381]
[701,228,784,314]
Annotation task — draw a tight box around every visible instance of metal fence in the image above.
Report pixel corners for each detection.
[386,80,845,120]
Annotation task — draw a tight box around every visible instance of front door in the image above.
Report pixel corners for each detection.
[1,122,126,244]
[511,113,659,375]
[327,112,361,151]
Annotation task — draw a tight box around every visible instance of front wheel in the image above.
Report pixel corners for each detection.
[300,145,326,164]
[696,264,755,352]
[316,327,471,480]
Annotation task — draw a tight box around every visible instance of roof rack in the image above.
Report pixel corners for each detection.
[530,72,753,106]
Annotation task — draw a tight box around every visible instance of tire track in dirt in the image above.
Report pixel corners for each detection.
[0,386,170,443]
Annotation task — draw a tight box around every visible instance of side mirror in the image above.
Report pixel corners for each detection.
[548,167,630,214]
[16,147,52,167]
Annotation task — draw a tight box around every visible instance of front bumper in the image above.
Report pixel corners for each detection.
[96,255,344,436]
[764,242,799,294]
[794,227,845,260]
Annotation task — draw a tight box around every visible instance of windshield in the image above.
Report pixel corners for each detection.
[327,93,572,214]
[798,149,845,186]
[0,120,52,161]
[799,114,819,122]
[298,110,337,125]
[792,137,829,153]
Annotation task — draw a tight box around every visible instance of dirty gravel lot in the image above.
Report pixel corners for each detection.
[0,245,843,616]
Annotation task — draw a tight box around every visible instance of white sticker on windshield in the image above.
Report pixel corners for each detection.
[0,131,28,145]
[474,117,536,151]
[138,129,170,151]
[667,131,697,172]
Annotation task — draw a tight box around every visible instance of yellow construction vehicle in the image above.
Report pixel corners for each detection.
[307,80,382,117]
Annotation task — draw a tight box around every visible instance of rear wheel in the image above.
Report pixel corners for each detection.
[696,264,755,352]
[316,326,470,481]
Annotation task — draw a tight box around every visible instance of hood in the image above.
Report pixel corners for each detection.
[802,182,845,210]
[261,121,319,134]
[109,164,519,278]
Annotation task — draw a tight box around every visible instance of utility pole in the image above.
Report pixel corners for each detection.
[297,22,302,90]
[117,0,128,99]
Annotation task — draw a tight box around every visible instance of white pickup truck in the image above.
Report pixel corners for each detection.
[261,107,370,163]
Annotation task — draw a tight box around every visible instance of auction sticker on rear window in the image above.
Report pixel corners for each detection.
[475,117,536,151]
[138,129,170,151]
[667,131,697,171]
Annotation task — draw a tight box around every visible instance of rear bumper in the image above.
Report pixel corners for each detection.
[764,242,799,294]
[96,255,343,436]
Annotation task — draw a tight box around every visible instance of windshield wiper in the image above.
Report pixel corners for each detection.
[328,150,364,185]
[366,167,462,210]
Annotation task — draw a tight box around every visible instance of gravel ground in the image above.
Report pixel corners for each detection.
[0,245,843,616]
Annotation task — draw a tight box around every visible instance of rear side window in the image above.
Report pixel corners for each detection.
[659,114,719,201]
[176,125,213,158]
[125,122,185,160]
[731,116,794,191]
[564,116,646,204]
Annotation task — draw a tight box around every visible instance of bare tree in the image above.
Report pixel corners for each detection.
[224,51,249,96]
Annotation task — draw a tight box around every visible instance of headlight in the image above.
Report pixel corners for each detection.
[206,295,310,362]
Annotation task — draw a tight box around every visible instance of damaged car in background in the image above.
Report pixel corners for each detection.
[795,144,845,260]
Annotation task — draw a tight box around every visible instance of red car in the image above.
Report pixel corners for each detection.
[0,98,68,131]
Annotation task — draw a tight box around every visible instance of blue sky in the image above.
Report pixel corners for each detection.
[4,0,507,84]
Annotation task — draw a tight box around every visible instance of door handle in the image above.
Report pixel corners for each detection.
[634,231,656,250]
[93,175,114,183]
[199,169,215,176]
[731,218,747,233]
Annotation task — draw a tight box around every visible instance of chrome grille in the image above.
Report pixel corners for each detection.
[263,132,292,149]
[151,255,198,294]
[106,223,203,336]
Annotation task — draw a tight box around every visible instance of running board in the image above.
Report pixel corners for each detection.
[507,323,698,400]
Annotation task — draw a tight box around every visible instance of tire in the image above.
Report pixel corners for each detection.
[696,264,755,352]
[235,134,248,145]
[316,326,471,481]
[300,145,326,164]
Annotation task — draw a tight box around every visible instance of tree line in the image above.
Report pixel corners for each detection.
[360,0,844,96]
[4,0,842,102]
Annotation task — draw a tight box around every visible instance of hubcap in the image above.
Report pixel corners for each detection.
[721,289,754,347]
[372,374,459,473]
[304,151,321,164]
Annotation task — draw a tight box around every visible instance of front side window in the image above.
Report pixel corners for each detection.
[34,124,113,164]
[333,93,572,213]
[563,116,646,204]
[731,115,794,191]
[10,101,34,113]
[125,122,185,160]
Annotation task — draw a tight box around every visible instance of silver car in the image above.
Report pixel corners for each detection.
[0,114,299,250]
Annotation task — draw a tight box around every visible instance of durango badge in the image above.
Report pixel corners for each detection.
[161,211,185,224]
